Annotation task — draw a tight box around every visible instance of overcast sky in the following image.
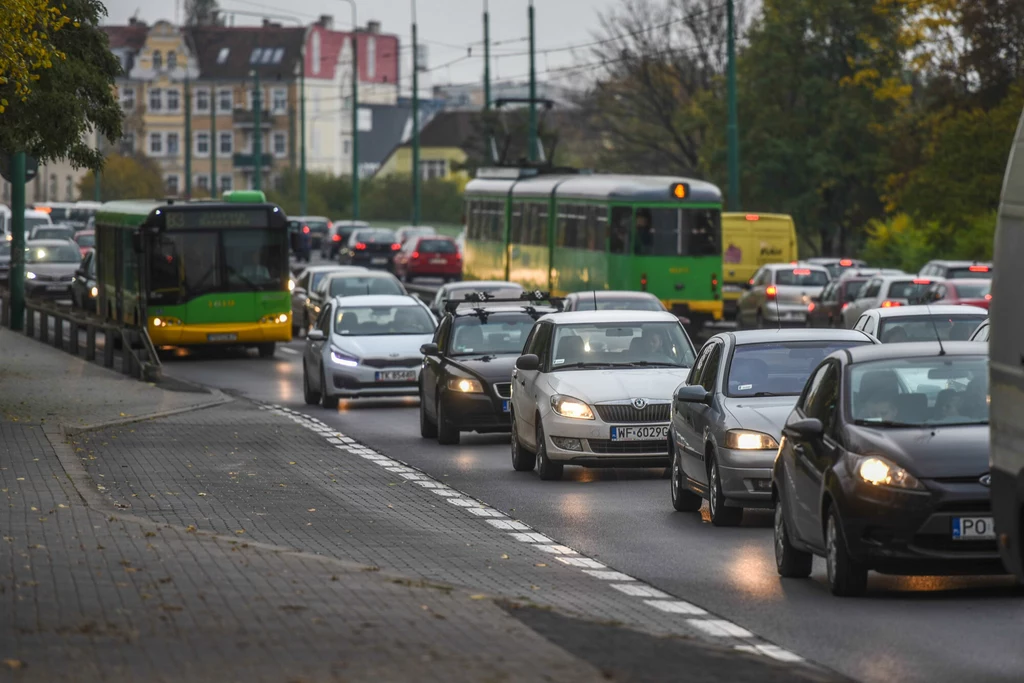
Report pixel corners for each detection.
[100,0,624,90]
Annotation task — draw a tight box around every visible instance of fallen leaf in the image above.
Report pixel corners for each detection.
[2,659,26,670]
[235,529,245,535]
[307,508,316,512]
[197,493,207,497]
[500,554,510,560]
[185,525,197,533]
[534,563,547,567]
[469,594,488,600]
[288,461,297,465]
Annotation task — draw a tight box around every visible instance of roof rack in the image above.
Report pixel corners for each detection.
[444,289,563,315]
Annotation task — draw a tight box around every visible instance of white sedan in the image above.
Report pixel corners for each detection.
[510,310,697,480]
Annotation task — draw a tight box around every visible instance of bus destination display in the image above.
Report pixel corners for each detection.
[164,208,270,229]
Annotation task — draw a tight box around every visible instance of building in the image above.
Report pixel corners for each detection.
[374,110,477,184]
[433,80,576,111]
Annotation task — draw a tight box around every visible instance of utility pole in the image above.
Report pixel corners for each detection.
[527,0,537,162]
[211,82,217,198]
[483,0,490,109]
[184,71,193,198]
[726,0,740,211]
[300,49,308,214]
[411,0,420,225]
[338,0,359,219]
[9,153,26,331]
[252,70,262,191]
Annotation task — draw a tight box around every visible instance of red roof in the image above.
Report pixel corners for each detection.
[103,24,148,51]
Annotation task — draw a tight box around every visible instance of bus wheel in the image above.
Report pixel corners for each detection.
[257,343,276,358]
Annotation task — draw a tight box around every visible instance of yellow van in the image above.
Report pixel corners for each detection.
[721,212,798,319]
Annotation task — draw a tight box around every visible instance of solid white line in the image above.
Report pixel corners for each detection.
[643,599,707,615]
[465,507,506,518]
[487,519,529,530]
[687,620,753,638]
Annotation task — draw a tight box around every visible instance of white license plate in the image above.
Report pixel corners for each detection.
[610,425,669,441]
[952,516,995,540]
[375,370,415,382]
[207,333,237,342]
[371,257,387,265]
[46,285,66,291]
[430,258,447,264]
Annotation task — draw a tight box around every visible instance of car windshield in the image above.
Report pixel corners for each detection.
[306,220,329,233]
[75,233,95,248]
[877,316,988,343]
[0,244,10,257]
[550,321,695,369]
[354,230,396,243]
[574,296,665,312]
[946,266,991,279]
[887,280,933,299]
[775,269,830,286]
[952,282,991,298]
[418,239,457,253]
[728,340,870,397]
[33,228,73,240]
[450,313,537,356]
[334,305,434,336]
[26,243,80,263]
[328,276,404,297]
[849,356,988,426]
[24,216,51,230]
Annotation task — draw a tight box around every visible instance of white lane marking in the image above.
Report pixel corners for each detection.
[326,437,344,444]
[643,599,707,615]
[465,507,506,518]
[687,620,754,638]
[430,489,460,497]
[610,583,671,599]
[447,498,477,507]
[556,557,605,569]
[510,532,552,544]
[531,544,577,555]
[414,480,444,488]
[399,472,428,480]
[734,644,803,663]
[581,570,635,581]
[487,520,529,531]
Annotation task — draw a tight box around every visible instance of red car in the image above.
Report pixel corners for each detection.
[73,230,95,257]
[921,278,992,310]
[394,236,462,283]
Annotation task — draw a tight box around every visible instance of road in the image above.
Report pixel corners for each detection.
[161,334,1024,683]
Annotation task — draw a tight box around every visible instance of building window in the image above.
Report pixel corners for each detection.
[367,36,376,79]
[218,88,233,112]
[120,132,135,155]
[217,47,230,64]
[220,174,233,193]
[49,173,58,199]
[196,174,209,191]
[421,159,447,180]
[65,176,73,202]
[166,132,180,156]
[165,175,178,196]
[219,131,233,154]
[121,87,135,111]
[149,88,162,112]
[272,88,287,114]
[152,50,162,70]
[272,132,287,158]
[167,51,177,69]
[149,132,163,155]
[246,88,266,112]
[196,132,210,156]
[195,88,210,112]
[343,139,350,154]
[166,88,180,112]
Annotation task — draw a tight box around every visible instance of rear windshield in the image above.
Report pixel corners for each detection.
[24,216,51,230]
[75,233,95,248]
[727,340,869,397]
[843,280,867,301]
[32,228,72,240]
[887,280,933,299]
[946,266,991,279]
[327,276,404,298]
[354,230,397,243]
[574,296,665,312]
[450,313,537,356]
[418,239,457,253]
[775,269,829,286]
[952,282,991,298]
[877,316,988,343]
[305,220,329,233]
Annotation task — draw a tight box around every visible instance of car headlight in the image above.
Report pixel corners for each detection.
[260,313,289,324]
[288,278,295,292]
[852,455,924,490]
[725,429,780,450]
[26,271,36,280]
[151,316,183,328]
[447,377,483,393]
[550,394,594,420]
[330,349,359,367]
[89,286,98,298]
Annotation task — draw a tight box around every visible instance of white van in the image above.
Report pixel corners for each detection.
[990,104,1024,582]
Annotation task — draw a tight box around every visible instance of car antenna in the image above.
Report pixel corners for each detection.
[925,303,947,356]
[592,290,598,310]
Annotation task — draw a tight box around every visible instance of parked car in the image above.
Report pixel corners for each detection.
[428,281,525,318]
[302,294,437,407]
[71,248,98,312]
[562,291,667,312]
[509,310,697,480]
[23,239,79,299]
[670,329,876,524]
[841,274,941,328]
[322,220,368,260]
[72,229,95,257]
[914,279,992,310]
[772,342,1001,596]
[851,305,987,343]
[395,225,437,245]
[918,259,992,280]
[393,236,462,283]
[802,257,868,280]
[339,228,401,270]
[303,271,407,332]
[291,265,369,334]
[737,263,831,328]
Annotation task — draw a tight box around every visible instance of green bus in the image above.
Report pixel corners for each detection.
[94,190,292,356]
[462,169,724,328]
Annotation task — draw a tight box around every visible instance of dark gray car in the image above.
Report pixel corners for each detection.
[24,239,80,299]
[669,328,877,526]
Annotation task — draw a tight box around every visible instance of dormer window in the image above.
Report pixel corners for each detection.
[152,50,162,70]
[217,47,230,64]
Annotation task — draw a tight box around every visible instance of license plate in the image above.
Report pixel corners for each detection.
[952,516,995,540]
[207,333,237,342]
[46,285,66,291]
[371,257,387,265]
[375,370,415,382]
[430,258,447,264]
[610,425,669,441]
[502,400,510,413]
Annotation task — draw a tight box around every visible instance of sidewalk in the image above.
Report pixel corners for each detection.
[1,327,843,682]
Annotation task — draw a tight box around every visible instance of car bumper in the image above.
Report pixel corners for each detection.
[760,303,810,324]
[351,254,396,269]
[541,413,670,467]
[25,282,72,298]
[717,447,775,507]
[150,320,292,346]
[325,364,421,399]
[404,264,461,277]
[442,389,511,433]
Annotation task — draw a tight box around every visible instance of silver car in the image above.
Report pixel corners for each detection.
[291,264,368,333]
[302,294,437,408]
[669,328,876,526]
[737,263,831,328]
[841,274,942,328]
[24,239,80,299]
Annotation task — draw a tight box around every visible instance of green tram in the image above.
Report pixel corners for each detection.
[94,190,292,356]
[462,169,724,328]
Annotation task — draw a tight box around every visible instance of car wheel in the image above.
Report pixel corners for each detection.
[825,507,868,597]
[436,394,460,445]
[257,343,276,358]
[708,450,743,527]
[320,370,339,410]
[535,420,563,481]
[774,495,813,578]
[302,361,321,405]
[510,408,536,472]
[670,442,703,512]
[419,383,437,439]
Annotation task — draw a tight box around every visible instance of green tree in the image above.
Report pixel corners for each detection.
[77,154,165,201]
[185,0,223,27]
[0,0,71,111]
[0,0,122,169]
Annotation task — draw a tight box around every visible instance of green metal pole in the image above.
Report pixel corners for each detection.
[351,26,359,219]
[184,73,193,198]
[411,9,420,225]
[211,83,217,198]
[527,1,537,162]
[300,49,308,215]
[9,152,26,331]
[253,70,262,191]
[726,0,740,211]
[483,0,490,109]
[94,137,102,202]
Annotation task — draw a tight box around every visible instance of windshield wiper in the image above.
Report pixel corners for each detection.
[626,361,683,368]
[559,362,617,369]
[752,391,783,397]
[853,419,923,428]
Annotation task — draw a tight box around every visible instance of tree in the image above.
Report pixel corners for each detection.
[0,0,71,112]
[185,0,223,27]
[77,154,165,201]
[0,0,122,169]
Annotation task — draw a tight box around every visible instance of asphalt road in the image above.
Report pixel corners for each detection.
[161,335,1024,683]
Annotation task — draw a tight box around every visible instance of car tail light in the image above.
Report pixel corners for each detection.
[355,242,367,250]
[839,259,853,266]
[766,285,777,298]
[640,273,648,291]
[793,269,811,275]
[332,234,341,242]
[391,243,401,251]
[808,302,816,312]
[969,265,990,272]
[302,225,310,234]
[881,300,901,308]
[841,302,849,311]
[912,279,931,285]
[412,251,420,259]
[985,293,992,301]
[745,214,759,221]
[711,272,719,300]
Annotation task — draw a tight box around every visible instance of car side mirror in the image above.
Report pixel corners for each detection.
[306,329,326,342]
[516,354,540,371]
[74,269,84,277]
[420,343,439,356]
[784,417,823,439]
[675,384,711,405]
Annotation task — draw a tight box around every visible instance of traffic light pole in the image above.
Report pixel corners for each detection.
[184,72,193,198]
[483,0,491,109]
[211,83,217,198]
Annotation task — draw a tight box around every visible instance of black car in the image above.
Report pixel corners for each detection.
[419,292,562,445]
[71,248,98,312]
[322,220,369,260]
[772,342,1001,597]
[339,228,401,270]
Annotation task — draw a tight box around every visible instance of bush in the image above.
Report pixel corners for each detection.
[862,211,995,272]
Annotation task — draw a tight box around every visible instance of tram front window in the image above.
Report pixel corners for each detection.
[635,208,720,257]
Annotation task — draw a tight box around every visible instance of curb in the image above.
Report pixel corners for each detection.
[60,387,234,437]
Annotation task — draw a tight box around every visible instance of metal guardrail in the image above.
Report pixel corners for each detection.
[0,290,161,382]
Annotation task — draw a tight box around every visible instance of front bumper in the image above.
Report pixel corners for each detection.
[717,447,775,508]
[25,281,72,298]
[150,319,292,346]
[542,413,670,467]
[441,385,511,433]
[325,363,421,399]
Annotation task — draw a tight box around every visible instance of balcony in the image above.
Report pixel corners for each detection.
[232,153,273,168]
[232,108,273,127]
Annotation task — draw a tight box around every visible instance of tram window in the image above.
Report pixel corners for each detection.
[593,207,608,252]
[635,208,720,257]
[510,203,524,244]
[610,207,631,254]
[534,205,548,246]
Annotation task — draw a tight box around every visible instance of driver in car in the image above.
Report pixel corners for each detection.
[860,391,899,422]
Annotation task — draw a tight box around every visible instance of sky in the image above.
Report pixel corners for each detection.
[100,0,624,91]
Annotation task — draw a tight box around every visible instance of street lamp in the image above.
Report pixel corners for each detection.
[411,0,420,225]
[337,0,360,220]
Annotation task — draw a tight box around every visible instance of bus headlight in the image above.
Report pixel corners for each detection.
[260,313,289,324]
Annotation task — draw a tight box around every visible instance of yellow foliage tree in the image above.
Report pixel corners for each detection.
[0,0,72,113]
